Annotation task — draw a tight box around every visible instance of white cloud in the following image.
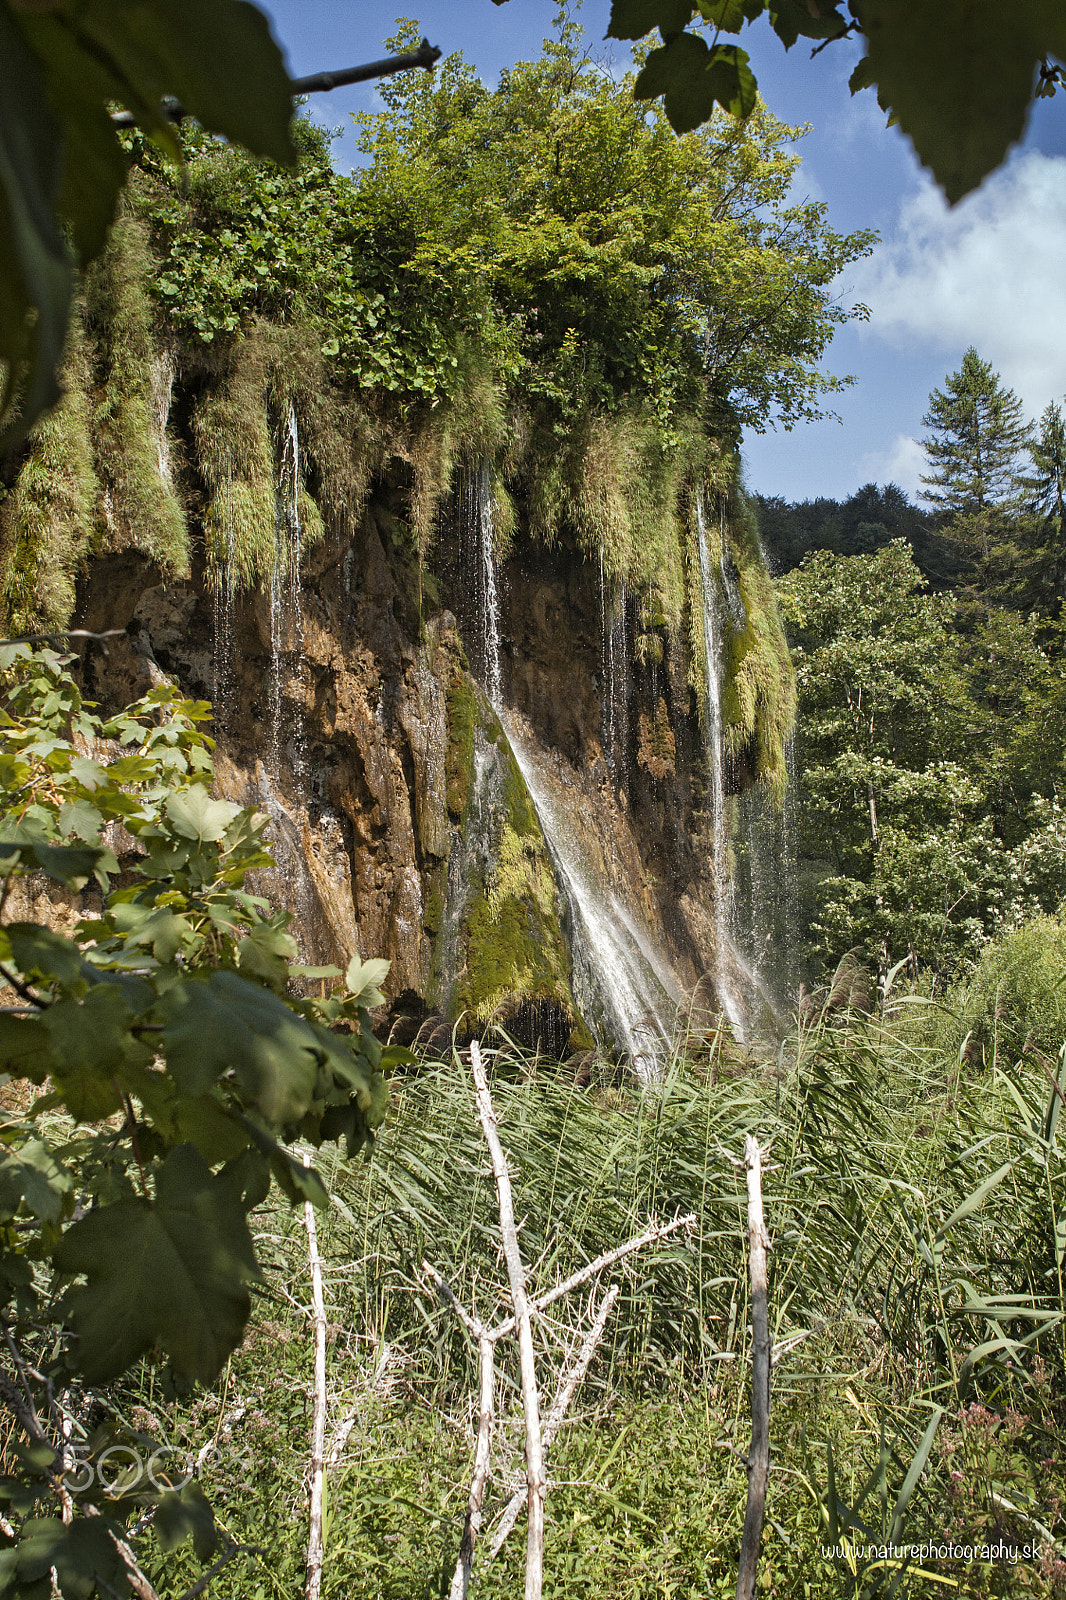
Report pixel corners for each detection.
[857,433,926,498]
[853,150,1066,416]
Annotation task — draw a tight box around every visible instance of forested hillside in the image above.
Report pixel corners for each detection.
[762,352,1066,993]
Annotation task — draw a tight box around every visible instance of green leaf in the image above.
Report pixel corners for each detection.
[888,1409,942,1543]
[345,954,390,1009]
[0,1514,131,1599]
[608,0,695,39]
[42,985,151,1122]
[634,34,756,130]
[25,842,103,890]
[933,1160,1014,1242]
[269,1146,329,1208]
[111,902,194,964]
[159,970,320,1123]
[697,0,763,29]
[13,12,130,271]
[767,0,847,50]
[237,919,299,989]
[0,1015,53,1085]
[0,1138,73,1222]
[707,44,757,117]
[164,786,239,843]
[852,0,1066,202]
[5,923,95,989]
[155,1482,217,1561]
[55,1144,261,1383]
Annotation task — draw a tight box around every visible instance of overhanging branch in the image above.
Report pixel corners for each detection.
[109,39,442,129]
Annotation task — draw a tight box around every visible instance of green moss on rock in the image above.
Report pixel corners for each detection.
[440,687,579,1033]
[0,319,99,633]
[87,217,189,573]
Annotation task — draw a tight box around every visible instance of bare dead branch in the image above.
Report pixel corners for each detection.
[303,1173,328,1600]
[108,42,442,128]
[470,1040,546,1600]
[325,1404,361,1470]
[448,1333,495,1600]
[736,1135,771,1600]
[488,1212,695,1341]
[421,1260,488,1342]
[488,1283,620,1561]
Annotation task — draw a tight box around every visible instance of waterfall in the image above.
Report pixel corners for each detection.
[695,497,748,1034]
[599,556,629,783]
[731,733,800,1023]
[256,404,315,949]
[211,469,237,733]
[459,463,677,1070]
[504,723,677,1078]
[476,462,503,710]
[268,402,305,776]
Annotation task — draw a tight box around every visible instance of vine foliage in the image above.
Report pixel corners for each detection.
[0,645,399,1595]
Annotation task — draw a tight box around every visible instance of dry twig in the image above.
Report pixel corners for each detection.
[303,1167,328,1600]
[736,1134,771,1600]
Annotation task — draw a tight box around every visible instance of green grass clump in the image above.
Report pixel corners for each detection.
[82,1002,1064,1599]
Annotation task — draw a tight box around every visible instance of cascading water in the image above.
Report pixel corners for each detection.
[504,724,678,1077]
[695,497,749,1034]
[599,557,629,784]
[731,733,799,1022]
[256,403,317,947]
[211,469,237,733]
[269,402,305,778]
[458,463,678,1071]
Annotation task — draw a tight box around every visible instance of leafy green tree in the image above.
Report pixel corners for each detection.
[1025,399,1066,523]
[0,645,400,1594]
[1014,399,1066,613]
[779,537,1066,979]
[352,21,875,437]
[779,541,1002,976]
[920,348,1030,521]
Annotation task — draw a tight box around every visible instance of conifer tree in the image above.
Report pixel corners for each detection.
[1023,399,1066,522]
[919,348,1030,517]
[1017,399,1066,612]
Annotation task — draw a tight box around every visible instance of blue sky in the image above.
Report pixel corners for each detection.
[257,1,1066,505]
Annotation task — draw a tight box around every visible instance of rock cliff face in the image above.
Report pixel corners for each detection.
[68,454,792,1063]
[2,281,797,1062]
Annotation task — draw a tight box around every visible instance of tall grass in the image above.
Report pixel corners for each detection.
[107,1004,1066,1599]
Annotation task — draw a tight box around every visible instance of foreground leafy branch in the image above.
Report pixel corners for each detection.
[597,0,1066,204]
[0,644,401,1595]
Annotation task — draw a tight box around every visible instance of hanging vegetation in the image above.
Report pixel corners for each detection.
[0,20,869,787]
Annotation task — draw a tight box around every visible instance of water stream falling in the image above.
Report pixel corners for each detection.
[269,402,306,780]
[255,404,316,947]
[462,463,677,1070]
[504,723,677,1077]
[211,469,237,732]
[599,558,629,785]
[695,497,749,1034]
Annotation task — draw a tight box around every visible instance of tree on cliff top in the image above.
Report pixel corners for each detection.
[354,20,875,438]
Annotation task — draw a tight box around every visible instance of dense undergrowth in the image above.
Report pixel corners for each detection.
[78,978,1066,1600]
